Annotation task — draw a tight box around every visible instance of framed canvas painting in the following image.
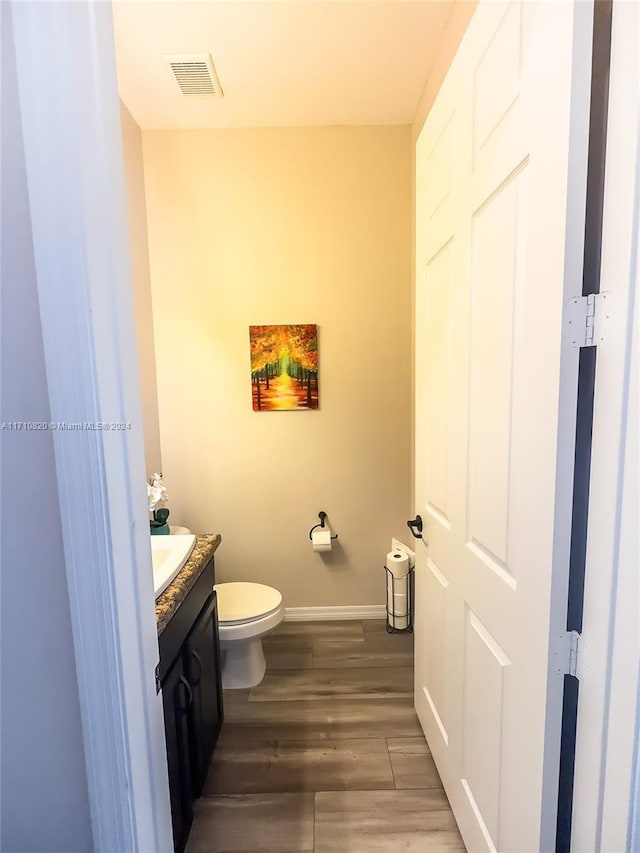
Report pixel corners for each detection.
[249,324,318,411]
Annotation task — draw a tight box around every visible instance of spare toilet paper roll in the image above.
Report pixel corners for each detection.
[312,529,332,552]
[386,551,410,578]
[387,589,408,617]
[388,609,409,630]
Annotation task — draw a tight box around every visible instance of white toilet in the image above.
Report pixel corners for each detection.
[214,582,284,689]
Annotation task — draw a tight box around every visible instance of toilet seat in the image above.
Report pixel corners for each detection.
[215,582,283,625]
[214,582,284,688]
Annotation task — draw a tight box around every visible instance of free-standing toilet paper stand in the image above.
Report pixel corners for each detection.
[385,560,414,634]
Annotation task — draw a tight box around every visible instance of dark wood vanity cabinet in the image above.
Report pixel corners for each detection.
[159,556,224,852]
[185,591,224,796]
[162,655,194,852]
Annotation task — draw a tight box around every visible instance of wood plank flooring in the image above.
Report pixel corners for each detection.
[186,620,465,852]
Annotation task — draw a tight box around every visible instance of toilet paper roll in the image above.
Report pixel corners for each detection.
[387,583,409,630]
[386,589,408,615]
[386,551,410,578]
[388,612,410,630]
[312,529,332,552]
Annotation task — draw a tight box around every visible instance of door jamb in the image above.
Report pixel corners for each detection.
[569,1,640,848]
[10,3,173,850]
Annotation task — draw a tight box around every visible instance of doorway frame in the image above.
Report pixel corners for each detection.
[570,1,640,849]
[8,0,639,850]
[9,2,172,850]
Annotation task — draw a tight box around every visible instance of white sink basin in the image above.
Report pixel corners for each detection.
[151,534,196,598]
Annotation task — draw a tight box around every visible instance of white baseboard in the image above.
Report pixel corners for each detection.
[284,605,386,622]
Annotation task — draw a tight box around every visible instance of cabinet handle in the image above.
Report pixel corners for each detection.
[179,675,193,712]
[191,650,203,686]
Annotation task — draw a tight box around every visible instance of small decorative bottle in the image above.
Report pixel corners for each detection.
[150,507,170,535]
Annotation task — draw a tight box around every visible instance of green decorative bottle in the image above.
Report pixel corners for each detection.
[150,507,170,535]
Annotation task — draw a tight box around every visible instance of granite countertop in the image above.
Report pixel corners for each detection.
[155,534,222,635]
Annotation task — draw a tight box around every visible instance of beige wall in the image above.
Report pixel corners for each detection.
[142,126,412,607]
[120,103,162,477]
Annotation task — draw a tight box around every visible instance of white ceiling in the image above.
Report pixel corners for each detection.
[112,1,456,129]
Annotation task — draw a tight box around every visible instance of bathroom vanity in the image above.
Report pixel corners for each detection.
[156,534,223,852]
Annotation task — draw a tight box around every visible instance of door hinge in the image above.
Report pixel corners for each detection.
[568,631,580,678]
[554,631,581,678]
[565,291,612,348]
[155,663,161,694]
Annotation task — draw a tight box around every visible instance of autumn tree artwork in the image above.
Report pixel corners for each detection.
[250,324,319,411]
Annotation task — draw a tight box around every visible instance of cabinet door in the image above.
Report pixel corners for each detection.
[185,591,224,795]
[162,656,193,852]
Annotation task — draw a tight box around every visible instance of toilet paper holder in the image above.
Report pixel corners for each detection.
[308,511,339,541]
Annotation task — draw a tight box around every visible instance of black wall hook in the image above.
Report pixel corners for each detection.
[309,510,339,541]
[407,515,423,539]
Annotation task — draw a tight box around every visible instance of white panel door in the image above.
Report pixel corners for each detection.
[414,2,592,851]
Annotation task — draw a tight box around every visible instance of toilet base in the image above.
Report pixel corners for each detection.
[220,636,266,689]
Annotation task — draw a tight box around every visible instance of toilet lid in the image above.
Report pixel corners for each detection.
[215,582,282,624]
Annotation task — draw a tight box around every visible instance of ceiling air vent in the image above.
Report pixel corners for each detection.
[164,54,223,97]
